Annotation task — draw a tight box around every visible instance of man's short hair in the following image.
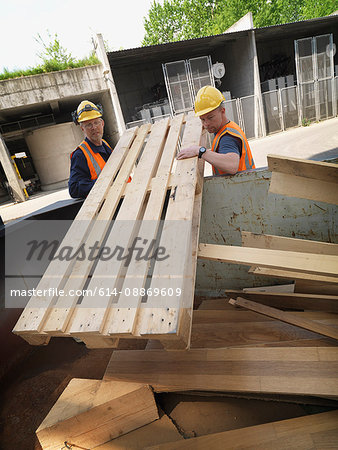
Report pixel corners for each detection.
[218,100,226,111]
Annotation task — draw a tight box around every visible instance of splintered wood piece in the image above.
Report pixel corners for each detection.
[105,114,185,337]
[241,231,338,255]
[36,378,159,450]
[267,154,338,183]
[198,244,338,278]
[229,297,338,340]
[42,124,151,335]
[225,290,338,313]
[68,119,170,336]
[134,114,203,344]
[13,128,138,336]
[145,410,338,450]
[104,347,338,396]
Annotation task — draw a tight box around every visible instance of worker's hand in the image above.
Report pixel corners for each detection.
[177,145,200,160]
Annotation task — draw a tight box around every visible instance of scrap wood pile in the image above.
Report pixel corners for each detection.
[11,123,337,449]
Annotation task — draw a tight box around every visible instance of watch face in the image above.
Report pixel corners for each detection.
[198,147,206,158]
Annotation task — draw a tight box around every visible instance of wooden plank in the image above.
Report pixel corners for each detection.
[93,414,184,449]
[42,124,151,335]
[295,279,338,296]
[269,171,338,205]
[145,410,338,449]
[198,244,338,278]
[267,154,338,183]
[36,378,159,450]
[134,114,203,343]
[68,118,170,337]
[161,181,204,350]
[229,297,338,340]
[104,347,338,396]
[249,266,338,284]
[243,284,295,293]
[190,309,338,348]
[13,127,137,335]
[241,231,338,255]
[104,114,185,337]
[226,290,338,313]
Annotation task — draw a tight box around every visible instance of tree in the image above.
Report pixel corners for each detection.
[142,0,337,46]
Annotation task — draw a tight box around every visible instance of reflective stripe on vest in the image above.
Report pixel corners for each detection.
[211,121,255,176]
[72,139,112,181]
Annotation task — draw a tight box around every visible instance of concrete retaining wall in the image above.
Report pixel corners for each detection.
[0,65,106,111]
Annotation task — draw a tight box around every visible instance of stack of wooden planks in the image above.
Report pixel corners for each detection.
[13,114,205,350]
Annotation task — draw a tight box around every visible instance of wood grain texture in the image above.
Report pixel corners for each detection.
[241,231,338,255]
[226,290,338,313]
[104,347,338,396]
[36,378,158,450]
[267,154,338,183]
[146,410,338,449]
[229,297,338,340]
[198,244,338,278]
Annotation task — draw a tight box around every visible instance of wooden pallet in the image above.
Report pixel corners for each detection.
[13,113,205,349]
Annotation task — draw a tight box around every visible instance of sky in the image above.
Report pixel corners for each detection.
[0,0,155,73]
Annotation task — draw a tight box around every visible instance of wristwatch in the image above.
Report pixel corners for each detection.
[198,147,207,159]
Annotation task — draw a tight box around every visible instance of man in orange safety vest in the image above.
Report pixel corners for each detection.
[177,86,255,175]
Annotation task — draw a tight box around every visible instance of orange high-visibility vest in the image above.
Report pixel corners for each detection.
[211,121,255,176]
[71,139,112,180]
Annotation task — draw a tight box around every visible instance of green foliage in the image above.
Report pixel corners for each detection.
[0,31,100,81]
[302,117,311,126]
[142,0,337,46]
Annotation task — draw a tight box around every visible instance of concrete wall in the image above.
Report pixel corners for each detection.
[25,122,83,190]
[213,34,254,99]
[0,65,106,111]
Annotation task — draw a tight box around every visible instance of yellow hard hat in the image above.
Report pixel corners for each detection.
[74,100,103,123]
[194,86,225,117]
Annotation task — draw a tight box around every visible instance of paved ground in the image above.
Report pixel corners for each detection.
[250,116,338,167]
[1,117,337,223]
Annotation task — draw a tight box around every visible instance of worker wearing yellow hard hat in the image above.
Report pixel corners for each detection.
[177,86,255,176]
[69,100,113,198]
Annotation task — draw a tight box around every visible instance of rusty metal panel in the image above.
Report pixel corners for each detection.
[196,168,337,296]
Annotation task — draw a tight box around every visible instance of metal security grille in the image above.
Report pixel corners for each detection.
[262,90,282,134]
[295,34,336,122]
[239,95,261,139]
[280,86,299,129]
[188,56,214,97]
[163,56,214,114]
[163,60,193,114]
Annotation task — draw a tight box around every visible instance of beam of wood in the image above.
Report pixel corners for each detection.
[68,119,170,337]
[241,231,338,255]
[229,297,338,340]
[104,347,338,397]
[248,266,338,284]
[269,172,338,205]
[145,410,338,450]
[267,154,338,183]
[225,290,338,313]
[0,134,26,202]
[197,244,338,278]
[294,279,338,296]
[36,378,159,450]
[134,114,203,343]
[42,124,151,335]
[13,127,137,335]
[104,114,185,337]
